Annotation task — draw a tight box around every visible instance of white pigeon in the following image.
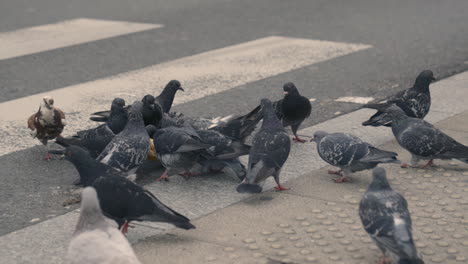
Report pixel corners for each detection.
[66,187,142,264]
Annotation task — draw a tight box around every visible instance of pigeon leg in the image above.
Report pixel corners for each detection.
[334,170,351,183]
[275,184,290,191]
[377,255,392,264]
[420,159,436,169]
[121,221,130,234]
[401,155,420,168]
[156,170,170,181]
[328,169,343,175]
[179,171,201,179]
[43,153,53,160]
[292,135,307,143]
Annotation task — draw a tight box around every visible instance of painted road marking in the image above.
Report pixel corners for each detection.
[0,36,371,156]
[335,96,374,104]
[0,18,163,60]
[1,70,467,264]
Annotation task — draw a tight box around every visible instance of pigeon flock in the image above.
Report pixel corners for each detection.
[26,70,468,263]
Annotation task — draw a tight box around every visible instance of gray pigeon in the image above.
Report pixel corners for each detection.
[383,105,468,168]
[66,187,142,264]
[312,131,399,183]
[237,98,291,193]
[55,124,115,159]
[249,82,312,143]
[155,80,184,113]
[152,126,211,181]
[97,101,150,174]
[363,70,435,127]
[89,97,128,134]
[359,168,424,264]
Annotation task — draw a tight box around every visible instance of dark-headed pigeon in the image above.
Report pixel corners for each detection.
[97,101,150,174]
[363,70,435,127]
[91,95,161,127]
[90,98,127,134]
[155,80,184,113]
[237,98,291,193]
[383,105,468,168]
[92,175,195,233]
[27,96,66,160]
[66,187,142,264]
[312,131,399,183]
[48,145,129,186]
[359,167,424,264]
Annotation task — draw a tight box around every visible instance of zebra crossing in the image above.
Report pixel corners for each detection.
[0,17,385,263]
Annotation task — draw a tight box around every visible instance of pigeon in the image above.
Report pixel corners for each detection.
[27,96,66,160]
[48,145,129,186]
[97,101,150,173]
[152,126,212,181]
[237,98,291,193]
[363,70,436,127]
[250,82,311,143]
[55,124,115,159]
[66,187,142,264]
[92,175,195,233]
[311,131,400,183]
[359,168,424,264]
[90,98,128,134]
[91,95,161,127]
[155,80,184,113]
[382,105,468,168]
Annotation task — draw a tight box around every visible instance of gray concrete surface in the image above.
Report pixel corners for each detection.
[0,71,467,264]
[132,112,468,264]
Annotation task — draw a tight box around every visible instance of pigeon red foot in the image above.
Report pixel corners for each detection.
[44,153,53,161]
[179,171,201,179]
[293,136,307,143]
[156,171,169,181]
[420,159,436,169]
[377,255,392,264]
[275,184,290,191]
[334,176,351,183]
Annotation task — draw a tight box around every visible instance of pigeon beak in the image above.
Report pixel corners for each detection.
[283,91,289,95]
[310,137,316,142]
[431,76,436,81]
[178,87,185,92]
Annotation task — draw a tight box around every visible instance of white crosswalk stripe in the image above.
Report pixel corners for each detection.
[0,35,371,156]
[0,18,163,60]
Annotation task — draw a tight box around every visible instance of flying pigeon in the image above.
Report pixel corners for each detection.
[91,95,161,127]
[27,96,66,160]
[382,105,468,168]
[363,70,436,127]
[155,80,184,113]
[237,98,291,193]
[97,101,150,174]
[311,131,399,183]
[359,167,424,264]
[49,145,129,186]
[250,82,311,143]
[92,175,195,233]
[66,187,142,264]
[152,126,212,181]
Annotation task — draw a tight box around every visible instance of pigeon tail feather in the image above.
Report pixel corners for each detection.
[236,183,262,193]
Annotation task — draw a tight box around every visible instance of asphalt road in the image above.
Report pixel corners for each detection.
[1,0,468,236]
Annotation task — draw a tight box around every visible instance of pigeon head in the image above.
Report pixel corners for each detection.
[128,101,144,121]
[42,96,55,110]
[283,82,299,96]
[260,98,283,130]
[142,94,155,106]
[368,167,392,191]
[111,97,125,107]
[61,145,95,165]
[74,187,107,235]
[311,130,328,143]
[146,124,158,138]
[166,80,184,92]
[414,70,436,90]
